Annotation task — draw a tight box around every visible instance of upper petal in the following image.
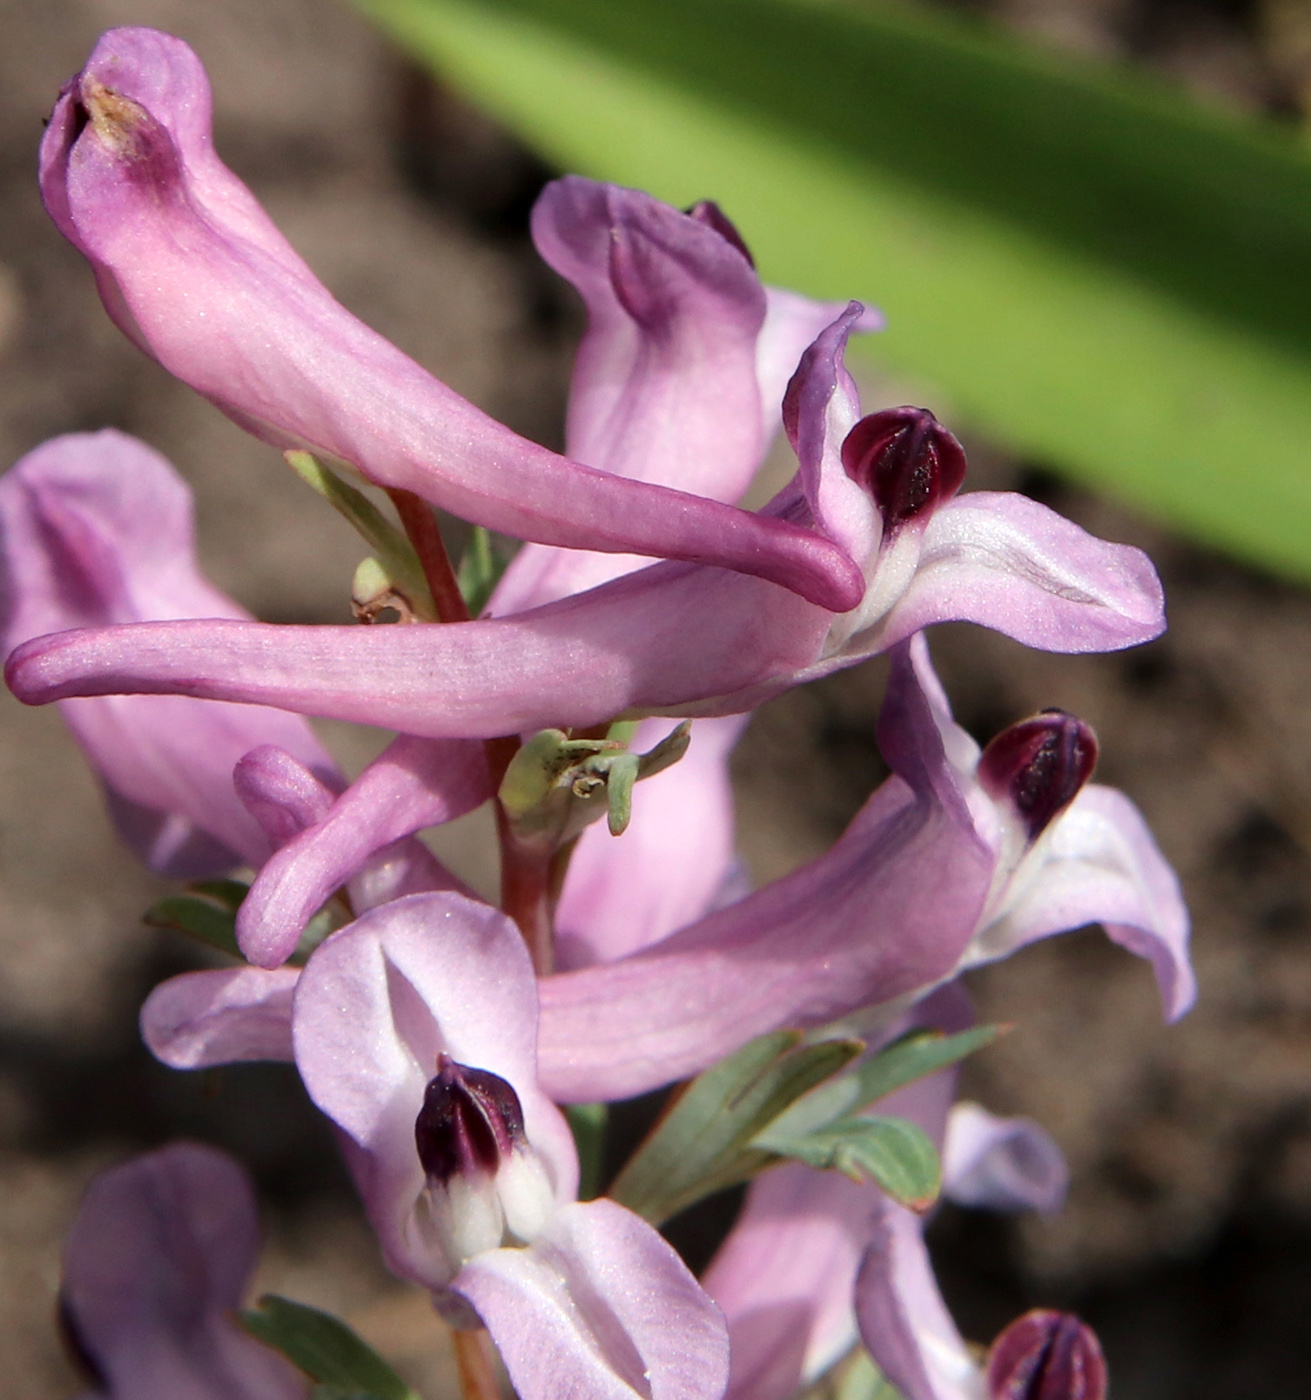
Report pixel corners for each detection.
[0,431,338,874]
[454,1198,729,1400]
[61,1143,306,1400]
[40,30,861,610]
[966,783,1195,1021]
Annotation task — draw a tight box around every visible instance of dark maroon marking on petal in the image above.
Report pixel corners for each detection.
[986,1309,1107,1400]
[415,1054,527,1185]
[978,711,1098,842]
[840,407,968,528]
[685,200,756,268]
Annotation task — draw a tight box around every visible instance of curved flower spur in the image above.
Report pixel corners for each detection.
[35,26,860,611]
[8,304,1165,739]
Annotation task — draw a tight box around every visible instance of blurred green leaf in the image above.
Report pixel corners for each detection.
[241,1296,418,1400]
[753,1113,941,1210]
[349,0,1311,579]
[609,1030,862,1225]
[143,887,246,959]
[566,1100,608,1200]
[834,1349,905,1400]
[456,524,508,615]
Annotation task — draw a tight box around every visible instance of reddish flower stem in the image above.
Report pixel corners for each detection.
[385,488,471,625]
[387,494,550,972]
[452,1328,501,1400]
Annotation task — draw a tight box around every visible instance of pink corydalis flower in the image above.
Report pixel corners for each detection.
[7,308,1164,740]
[37,27,859,611]
[533,633,1192,1103]
[0,430,338,875]
[143,892,731,1400]
[59,1143,305,1400]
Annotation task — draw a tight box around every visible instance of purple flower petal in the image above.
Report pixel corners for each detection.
[236,735,489,967]
[141,967,299,1068]
[40,29,861,610]
[942,1104,1068,1216]
[703,1164,873,1400]
[61,1143,305,1400]
[0,430,337,874]
[454,1198,730,1400]
[966,783,1194,1021]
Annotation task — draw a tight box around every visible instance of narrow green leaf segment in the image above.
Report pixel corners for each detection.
[286,451,437,620]
[609,1031,864,1226]
[456,525,508,614]
[767,1024,1005,1142]
[754,1114,941,1213]
[566,1101,609,1200]
[143,879,250,960]
[241,1295,419,1400]
[349,0,1311,582]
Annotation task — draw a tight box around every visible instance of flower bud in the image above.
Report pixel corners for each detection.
[978,711,1098,842]
[840,407,967,529]
[411,1056,555,1276]
[685,199,756,267]
[415,1055,526,1186]
[986,1309,1107,1400]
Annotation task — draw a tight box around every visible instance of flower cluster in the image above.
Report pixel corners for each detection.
[7,26,1191,1400]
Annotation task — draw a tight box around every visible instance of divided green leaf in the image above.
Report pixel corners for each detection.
[241,1295,418,1400]
[754,1114,941,1212]
[609,1031,863,1225]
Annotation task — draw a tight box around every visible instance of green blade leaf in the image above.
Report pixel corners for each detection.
[241,1296,419,1400]
[566,1101,609,1201]
[456,524,508,615]
[756,1114,941,1212]
[768,1024,1005,1142]
[143,890,245,960]
[350,0,1311,580]
[609,1031,862,1226]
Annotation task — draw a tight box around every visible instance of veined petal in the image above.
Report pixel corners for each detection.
[555,715,748,969]
[855,1203,983,1400]
[0,431,337,875]
[6,563,830,738]
[237,735,488,967]
[40,29,861,610]
[493,179,768,615]
[942,1103,1068,1216]
[291,895,577,1290]
[857,492,1166,656]
[141,967,299,1069]
[536,645,993,1101]
[454,1198,729,1400]
[965,783,1195,1021]
[61,1144,306,1400]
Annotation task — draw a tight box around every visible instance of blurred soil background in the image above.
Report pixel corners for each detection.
[2,0,1311,1395]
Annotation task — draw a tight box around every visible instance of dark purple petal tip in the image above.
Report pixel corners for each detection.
[414,1055,526,1185]
[684,199,756,268]
[978,711,1098,841]
[840,407,967,528]
[986,1309,1107,1400]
